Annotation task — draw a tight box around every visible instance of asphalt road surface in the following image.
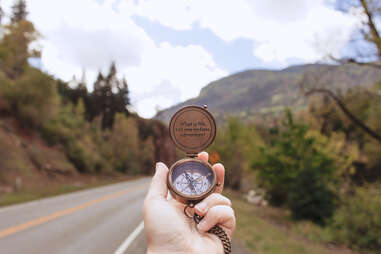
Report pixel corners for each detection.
[0,177,248,254]
[0,178,149,254]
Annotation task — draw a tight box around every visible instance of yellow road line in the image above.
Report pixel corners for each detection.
[0,185,144,239]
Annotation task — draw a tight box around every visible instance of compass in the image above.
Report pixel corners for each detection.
[167,105,231,254]
[168,158,216,204]
[167,105,217,206]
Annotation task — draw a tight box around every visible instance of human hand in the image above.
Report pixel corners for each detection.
[143,152,235,254]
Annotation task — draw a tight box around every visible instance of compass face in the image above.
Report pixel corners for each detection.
[171,161,214,197]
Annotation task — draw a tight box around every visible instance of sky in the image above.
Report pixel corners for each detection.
[2,0,359,118]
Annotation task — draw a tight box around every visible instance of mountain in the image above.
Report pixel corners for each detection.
[155,64,381,123]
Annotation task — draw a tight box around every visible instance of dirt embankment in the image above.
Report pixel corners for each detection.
[0,116,178,196]
[0,116,83,194]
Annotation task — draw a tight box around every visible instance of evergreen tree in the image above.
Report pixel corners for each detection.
[11,0,28,24]
[118,77,130,110]
[90,62,130,129]
[0,1,4,25]
[101,64,114,129]
[87,71,104,120]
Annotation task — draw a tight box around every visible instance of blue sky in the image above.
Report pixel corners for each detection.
[2,0,359,118]
[132,16,263,73]
[131,16,312,73]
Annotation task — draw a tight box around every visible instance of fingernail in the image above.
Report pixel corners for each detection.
[196,203,207,213]
[155,163,161,173]
[156,162,163,170]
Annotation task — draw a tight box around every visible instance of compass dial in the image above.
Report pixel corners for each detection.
[171,161,214,197]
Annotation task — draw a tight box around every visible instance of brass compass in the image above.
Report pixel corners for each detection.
[168,105,217,206]
[167,105,231,254]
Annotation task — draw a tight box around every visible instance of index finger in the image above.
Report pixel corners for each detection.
[198,152,225,194]
[212,163,225,193]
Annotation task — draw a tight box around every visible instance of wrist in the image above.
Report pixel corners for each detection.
[147,244,197,254]
[193,233,224,254]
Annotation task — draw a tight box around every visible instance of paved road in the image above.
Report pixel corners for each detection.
[0,178,149,254]
[0,177,249,254]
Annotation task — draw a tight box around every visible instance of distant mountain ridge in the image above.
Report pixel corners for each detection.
[154,64,381,123]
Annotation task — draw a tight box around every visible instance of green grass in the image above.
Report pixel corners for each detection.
[0,175,140,207]
[226,191,357,254]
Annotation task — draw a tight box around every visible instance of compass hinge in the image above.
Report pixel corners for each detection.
[186,152,198,158]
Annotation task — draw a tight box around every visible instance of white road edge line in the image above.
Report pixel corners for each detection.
[113,221,145,254]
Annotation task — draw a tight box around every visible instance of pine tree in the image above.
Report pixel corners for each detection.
[118,77,130,111]
[11,0,28,24]
[0,1,4,25]
[89,63,130,129]
[87,71,104,120]
[101,64,114,129]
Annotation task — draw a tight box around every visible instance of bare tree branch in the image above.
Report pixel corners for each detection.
[299,73,381,143]
[329,55,381,70]
[360,0,381,58]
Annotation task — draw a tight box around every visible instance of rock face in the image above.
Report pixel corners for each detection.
[155,64,381,124]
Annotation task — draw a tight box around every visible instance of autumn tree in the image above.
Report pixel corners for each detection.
[0,1,4,25]
[11,0,28,24]
[0,0,39,79]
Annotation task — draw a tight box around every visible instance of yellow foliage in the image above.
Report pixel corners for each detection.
[0,20,40,78]
[4,68,59,127]
[307,130,359,177]
[102,114,141,174]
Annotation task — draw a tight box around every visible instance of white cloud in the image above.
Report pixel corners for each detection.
[1,0,227,118]
[46,24,143,70]
[123,0,358,66]
[0,0,359,117]
[126,42,227,116]
[248,0,317,22]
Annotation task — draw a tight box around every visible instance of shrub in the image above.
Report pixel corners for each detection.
[65,140,101,173]
[140,136,155,175]
[102,114,141,174]
[41,102,86,145]
[210,117,264,190]
[328,185,381,251]
[41,101,107,173]
[253,110,338,225]
[0,73,11,111]
[4,68,58,127]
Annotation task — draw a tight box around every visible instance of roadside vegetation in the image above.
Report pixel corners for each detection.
[208,1,381,253]
[0,1,175,204]
[212,83,381,253]
[211,76,381,253]
[227,190,362,254]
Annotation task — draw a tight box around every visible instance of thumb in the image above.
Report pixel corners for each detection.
[146,162,169,200]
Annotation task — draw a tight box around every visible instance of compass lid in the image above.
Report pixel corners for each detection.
[169,105,216,154]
